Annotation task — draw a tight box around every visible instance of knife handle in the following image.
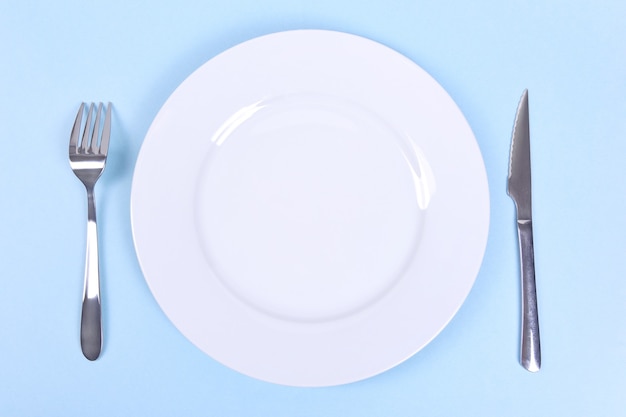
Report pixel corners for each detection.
[517,219,541,372]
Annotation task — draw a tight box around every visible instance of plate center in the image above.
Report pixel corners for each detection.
[195,94,430,322]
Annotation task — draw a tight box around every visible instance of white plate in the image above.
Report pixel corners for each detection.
[131,30,489,387]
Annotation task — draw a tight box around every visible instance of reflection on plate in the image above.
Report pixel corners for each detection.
[131,30,489,387]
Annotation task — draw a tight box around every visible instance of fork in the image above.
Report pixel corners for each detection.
[69,102,111,361]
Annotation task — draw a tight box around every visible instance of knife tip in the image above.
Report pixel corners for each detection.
[517,89,529,112]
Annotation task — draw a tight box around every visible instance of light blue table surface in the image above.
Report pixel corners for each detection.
[1,0,625,415]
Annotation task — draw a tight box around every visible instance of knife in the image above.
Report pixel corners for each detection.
[507,89,541,372]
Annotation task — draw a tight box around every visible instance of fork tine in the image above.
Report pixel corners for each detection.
[89,103,103,154]
[99,103,112,155]
[80,103,95,153]
[70,103,85,152]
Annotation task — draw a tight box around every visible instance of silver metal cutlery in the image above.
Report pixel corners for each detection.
[507,90,541,372]
[63,93,540,371]
[69,102,111,361]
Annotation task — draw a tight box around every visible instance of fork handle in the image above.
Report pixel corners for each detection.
[517,219,541,372]
[80,187,102,361]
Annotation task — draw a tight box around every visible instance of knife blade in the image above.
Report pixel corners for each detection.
[507,89,541,372]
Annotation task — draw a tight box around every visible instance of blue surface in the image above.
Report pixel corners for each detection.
[1,0,625,415]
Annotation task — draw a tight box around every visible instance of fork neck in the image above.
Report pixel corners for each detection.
[85,185,97,223]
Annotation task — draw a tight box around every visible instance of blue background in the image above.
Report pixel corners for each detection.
[1,0,625,415]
